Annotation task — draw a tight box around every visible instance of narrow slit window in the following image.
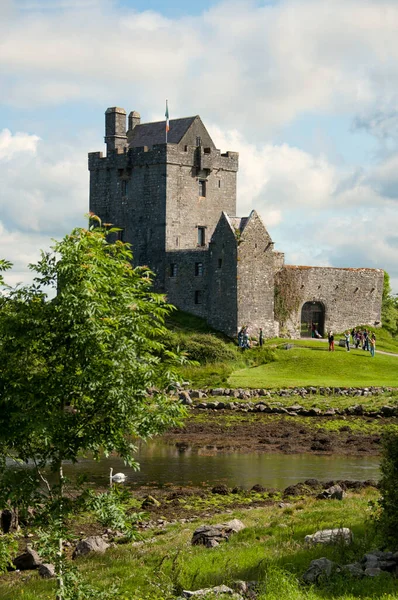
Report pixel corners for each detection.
[198,227,206,247]
[122,180,128,195]
[170,263,178,277]
[199,180,206,197]
[218,258,222,269]
[195,262,203,276]
[218,179,221,188]
[194,290,202,305]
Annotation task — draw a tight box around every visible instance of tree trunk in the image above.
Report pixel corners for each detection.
[56,463,64,600]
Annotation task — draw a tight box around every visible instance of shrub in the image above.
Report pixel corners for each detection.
[376,427,398,548]
[166,332,238,364]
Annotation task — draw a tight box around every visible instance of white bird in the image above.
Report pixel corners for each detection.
[109,467,127,485]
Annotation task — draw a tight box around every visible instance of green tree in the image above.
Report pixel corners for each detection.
[0,219,186,598]
[376,427,398,548]
[381,272,398,336]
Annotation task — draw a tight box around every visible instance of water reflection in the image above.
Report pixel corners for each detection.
[58,440,380,490]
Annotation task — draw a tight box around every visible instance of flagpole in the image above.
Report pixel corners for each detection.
[165,99,169,144]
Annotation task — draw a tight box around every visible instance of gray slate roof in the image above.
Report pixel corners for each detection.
[129,117,197,147]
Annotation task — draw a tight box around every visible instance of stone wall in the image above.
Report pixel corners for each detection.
[165,144,238,253]
[89,146,168,287]
[207,213,238,337]
[165,248,209,319]
[237,211,280,339]
[277,265,384,338]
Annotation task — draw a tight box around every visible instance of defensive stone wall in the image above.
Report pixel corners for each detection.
[276,266,384,338]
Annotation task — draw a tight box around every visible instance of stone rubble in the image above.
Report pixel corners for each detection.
[180,386,398,418]
[303,550,398,583]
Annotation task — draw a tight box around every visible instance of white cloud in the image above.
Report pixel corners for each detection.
[0,129,87,279]
[1,0,398,137]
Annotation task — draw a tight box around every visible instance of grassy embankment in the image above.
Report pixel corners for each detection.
[2,488,398,600]
[167,311,398,389]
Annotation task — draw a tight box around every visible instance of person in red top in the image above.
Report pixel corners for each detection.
[328,331,334,352]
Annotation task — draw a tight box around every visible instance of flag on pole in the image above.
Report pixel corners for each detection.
[165,99,169,142]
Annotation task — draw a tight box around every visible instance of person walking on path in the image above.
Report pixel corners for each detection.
[328,330,335,352]
[344,331,350,351]
[370,333,376,357]
[259,328,264,347]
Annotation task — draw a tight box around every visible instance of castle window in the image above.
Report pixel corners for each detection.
[199,180,206,197]
[218,179,221,188]
[197,227,206,247]
[218,258,222,269]
[195,262,203,276]
[194,290,202,304]
[122,180,128,196]
[170,263,178,278]
[116,228,124,242]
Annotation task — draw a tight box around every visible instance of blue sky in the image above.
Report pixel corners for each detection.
[1,0,398,293]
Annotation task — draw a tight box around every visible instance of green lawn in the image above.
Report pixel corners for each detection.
[229,345,398,388]
[2,490,398,600]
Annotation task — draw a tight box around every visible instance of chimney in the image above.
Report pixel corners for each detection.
[104,107,127,154]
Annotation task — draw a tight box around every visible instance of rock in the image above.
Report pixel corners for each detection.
[191,520,245,547]
[72,536,110,559]
[141,495,161,508]
[251,484,266,493]
[212,485,229,495]
[305,527,353,546]
[233,580,259,599]
[180,585,243,598]
[302,557,336,584]
[211,388,225,396]
[179,391,193,405]
[343,563,364,578]
[38,563,56,578]
[1,509,19,534]
[317,484,345,501]
[190,390,205,399]
[364,567,382,577]
[13,546,42,570]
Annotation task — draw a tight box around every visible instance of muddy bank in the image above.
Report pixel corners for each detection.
[162,412,386,456]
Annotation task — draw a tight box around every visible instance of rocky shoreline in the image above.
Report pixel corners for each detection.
[178,386,398,418]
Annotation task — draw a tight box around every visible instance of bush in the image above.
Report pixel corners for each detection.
[166,332,238,364]
[376,427,398,548]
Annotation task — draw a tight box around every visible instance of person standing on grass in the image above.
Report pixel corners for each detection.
[370,333,376,357]
[328,330,335,352]
[259,328,264,347]
[363,329,369,351]
[344,331,350,351]
[355,330,361,349]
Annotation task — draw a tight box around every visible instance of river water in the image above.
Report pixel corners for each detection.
[59,441,380,489]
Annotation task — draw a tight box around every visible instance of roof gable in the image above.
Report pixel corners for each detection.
[128,115,216,149]
[128,116,196,148]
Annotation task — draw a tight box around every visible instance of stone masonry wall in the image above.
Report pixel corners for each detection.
[207,214,238,337]
[237,212,280,339]
[165,144,238,252]
[165,249,209,319]
[278,266,384,338]
[89,146,168,287]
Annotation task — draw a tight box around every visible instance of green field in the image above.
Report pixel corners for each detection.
[229,345,398,388]
[2,490,398,600]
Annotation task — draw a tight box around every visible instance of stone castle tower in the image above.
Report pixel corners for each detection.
[89,107,384,338]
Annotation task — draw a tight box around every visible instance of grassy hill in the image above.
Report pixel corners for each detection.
[168,311,398,389]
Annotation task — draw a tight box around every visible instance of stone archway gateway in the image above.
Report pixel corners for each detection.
[301,301,325,338]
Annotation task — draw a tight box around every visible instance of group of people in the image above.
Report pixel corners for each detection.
[238,327,264,350]
[328,328,377,357]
